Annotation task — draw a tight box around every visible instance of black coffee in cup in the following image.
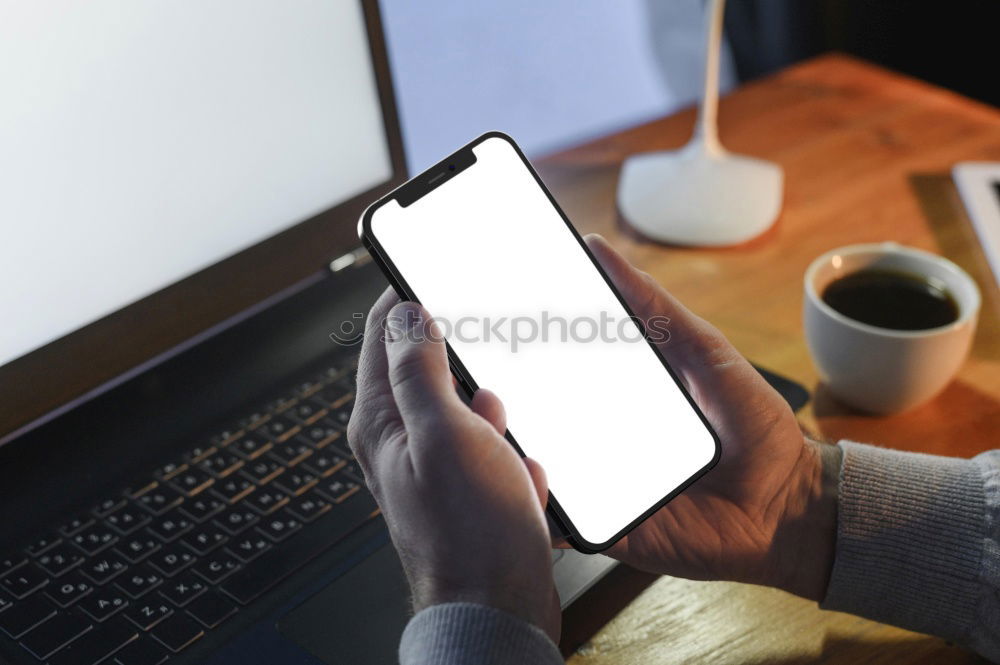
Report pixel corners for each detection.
[821,269,959,331]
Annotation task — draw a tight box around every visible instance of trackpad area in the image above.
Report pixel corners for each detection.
[277,543,411,665]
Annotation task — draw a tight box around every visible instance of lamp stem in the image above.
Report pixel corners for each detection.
[693,0,725,155]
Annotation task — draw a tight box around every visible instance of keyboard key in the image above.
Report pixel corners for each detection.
[72,524,119,555]
[287,493,331,523]
[238,410,270,432]
[241,457,284,485]
[210,426,244,448]
[0,590,11,612]
[79,588,130,622]
[58,515,95,537]
[324,400,353,430]
[214,508,259,536]
[246,487,288,515]
[106,504,150,535]
[93,496,127,517]
[180,496,225,523]
[113,635,168,665]
[116,535,160,563]
[116,565,163,600]
[269,439,313,467]
[192,553,241,584]
[274,470,318,496]
[25,533,61,557]
[44,572,93,607]
[310,384,349,407]
[255,510,301,543]
[289,400,326,425]
[150,612,203,652]
[226,535,271,563]
[80,552,129,585]
[48,616,137,665]
[212,476,255,504]
[0,594,57,638]
[1,554,27,575]
[128,480,159,500]
[231,432,272,460]
[148,545,195,578]
[170,467,214,497]
[185,590,237,629]
[198,450,243,478]
[157,573,206,607]
[19,610,92,660]
[35,542,84,577]
[266,391,298,413]
[147,510,192,542]
[221,493,375,605]
[122,600,172,631]
[183,444,217,464]
[153,461,187,482]
[181,525,228,555]
[301,447,348,478]
[294,378,324,399]
[315,470,363,504]
[256,412,301,443]
[135,486,184,515]
[299,423,343,449]
[319,363,345,381]
[1,563,48,598]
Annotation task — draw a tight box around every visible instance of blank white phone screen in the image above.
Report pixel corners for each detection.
[369,136,717,546]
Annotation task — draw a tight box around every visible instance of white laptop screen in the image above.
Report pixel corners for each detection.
[0,0,392,369]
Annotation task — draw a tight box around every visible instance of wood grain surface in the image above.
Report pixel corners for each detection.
[537,53,999,664]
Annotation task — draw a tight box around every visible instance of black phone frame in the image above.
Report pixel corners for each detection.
[358,131,721,553]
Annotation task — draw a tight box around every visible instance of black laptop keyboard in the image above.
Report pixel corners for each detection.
[0,360,379,665]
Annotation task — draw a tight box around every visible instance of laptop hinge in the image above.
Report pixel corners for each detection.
[328,246,371,273]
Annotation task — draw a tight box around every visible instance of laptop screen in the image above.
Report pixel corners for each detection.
[0,1,392,370]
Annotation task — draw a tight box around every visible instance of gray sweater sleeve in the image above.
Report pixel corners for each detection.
[821,440,999,661]
[399,602,563,665]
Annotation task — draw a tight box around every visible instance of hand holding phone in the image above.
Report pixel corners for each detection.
[571,236,837,601]
[348,291,561,641]
[359,132,720,551]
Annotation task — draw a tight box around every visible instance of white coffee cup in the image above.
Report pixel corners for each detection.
[804,242,980,414]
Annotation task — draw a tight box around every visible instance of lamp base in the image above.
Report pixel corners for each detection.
[617,142,784,247]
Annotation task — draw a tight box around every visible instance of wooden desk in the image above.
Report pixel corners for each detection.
[537,54,1000,664]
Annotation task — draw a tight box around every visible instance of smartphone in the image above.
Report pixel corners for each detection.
[359,132,720,553]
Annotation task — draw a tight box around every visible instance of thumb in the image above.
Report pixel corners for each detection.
[384,301,462,436]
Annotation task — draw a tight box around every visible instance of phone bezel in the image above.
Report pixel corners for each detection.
[358,131,721,553]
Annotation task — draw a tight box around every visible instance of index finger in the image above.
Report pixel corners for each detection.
[347,288,399,460]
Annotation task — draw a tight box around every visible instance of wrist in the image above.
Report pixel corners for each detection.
[768,437,841,600]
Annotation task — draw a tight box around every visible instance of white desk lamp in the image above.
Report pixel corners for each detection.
[617,0,783,246]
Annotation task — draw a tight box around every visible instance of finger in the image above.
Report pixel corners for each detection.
[523,457,548,510]
[546,513,571,549]
[354,288,399,406]
[470,389,507,435]
[584,234,740,373]
[384,301,464,440]
[348,288,400,464]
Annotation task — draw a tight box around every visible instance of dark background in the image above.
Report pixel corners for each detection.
[726,0,1000,107]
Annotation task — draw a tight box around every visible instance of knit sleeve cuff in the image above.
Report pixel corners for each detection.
[820,440,985,641]
[399,602,563,665]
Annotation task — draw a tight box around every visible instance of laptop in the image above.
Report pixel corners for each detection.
[0,2,618,663]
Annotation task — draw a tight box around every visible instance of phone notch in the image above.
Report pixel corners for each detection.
[396,147,477,207]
